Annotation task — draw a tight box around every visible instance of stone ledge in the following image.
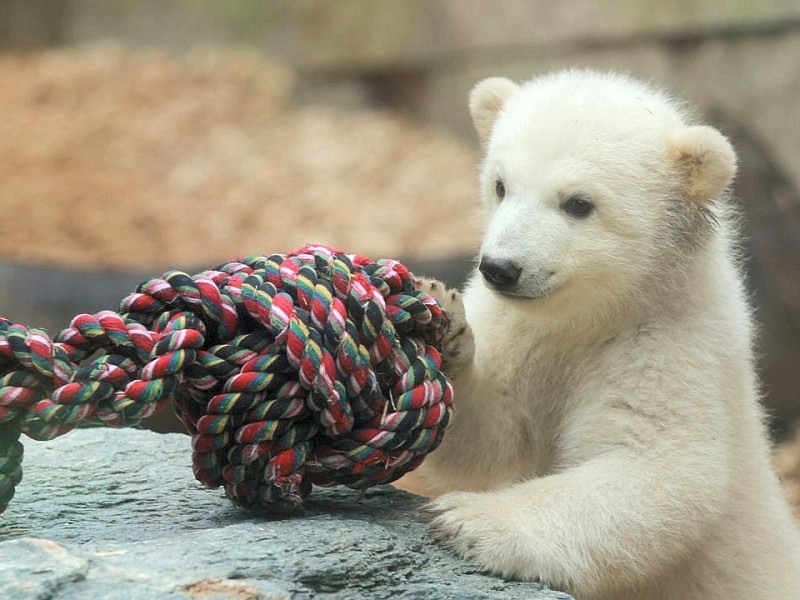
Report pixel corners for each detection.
[0,428,572,599]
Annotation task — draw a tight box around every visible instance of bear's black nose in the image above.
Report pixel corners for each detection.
[479,257,522,290]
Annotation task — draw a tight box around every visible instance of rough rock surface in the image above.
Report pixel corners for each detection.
[0,428,573,599]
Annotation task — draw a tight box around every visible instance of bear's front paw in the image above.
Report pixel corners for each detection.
[422,491,538,581]
[414,277,475,375]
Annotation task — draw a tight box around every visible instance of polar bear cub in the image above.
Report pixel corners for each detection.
[415,70,800,600]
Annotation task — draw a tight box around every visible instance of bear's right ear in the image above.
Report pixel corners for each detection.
[469,77,520,145]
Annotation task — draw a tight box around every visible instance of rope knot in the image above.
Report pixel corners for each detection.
[0,245,453,513]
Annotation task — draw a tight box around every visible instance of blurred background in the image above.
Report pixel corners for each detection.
[0,0,798,436]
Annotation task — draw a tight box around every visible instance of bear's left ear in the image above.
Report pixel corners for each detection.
[668,125,737,203]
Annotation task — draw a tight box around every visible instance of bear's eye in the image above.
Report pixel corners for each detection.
[562,195,594,218]
[495,179,506,200]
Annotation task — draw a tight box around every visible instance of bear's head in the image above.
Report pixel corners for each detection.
[469,70,737,316]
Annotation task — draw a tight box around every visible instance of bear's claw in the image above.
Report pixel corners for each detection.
[415,277,475,375]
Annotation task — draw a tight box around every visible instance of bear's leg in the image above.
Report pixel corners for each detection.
[422,450,725,598]
[393,277,477,497]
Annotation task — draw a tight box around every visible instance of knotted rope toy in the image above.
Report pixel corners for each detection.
[0,244,453,514]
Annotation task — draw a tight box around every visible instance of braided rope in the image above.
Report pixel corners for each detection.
[0,244,453,513]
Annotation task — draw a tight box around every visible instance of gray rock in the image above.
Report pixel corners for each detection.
[0,428,572,599]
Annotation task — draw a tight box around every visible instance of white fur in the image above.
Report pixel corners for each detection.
[418,70,800,599]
